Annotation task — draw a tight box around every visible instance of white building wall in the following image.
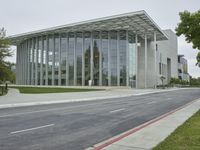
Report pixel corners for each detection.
[156,29,178,85]
[147,41,156,87]
[137,40,145,88]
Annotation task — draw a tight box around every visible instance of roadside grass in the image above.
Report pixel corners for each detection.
[153,110,200,150]
[10,86,104,94]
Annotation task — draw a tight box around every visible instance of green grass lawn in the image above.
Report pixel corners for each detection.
[153,110,200,150]
[10,86,103,94]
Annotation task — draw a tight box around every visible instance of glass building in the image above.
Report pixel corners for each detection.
[10,11,172,88]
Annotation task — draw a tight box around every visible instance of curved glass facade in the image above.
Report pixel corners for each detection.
[16,30,137,87]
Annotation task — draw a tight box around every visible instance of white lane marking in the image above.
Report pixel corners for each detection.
[10,124,55,135]
[147,101,157,104]
[109,108,125,113]
[122,111,139,118]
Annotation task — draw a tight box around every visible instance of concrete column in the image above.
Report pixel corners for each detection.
[22,42,24,84]
[126,30,129,86]
[18,44,21,84]
[25,40,28,85]
[135,34,138,88]
[20,44,22,84]
[23,40,27,85]
[99,31,102,86]
[27,40,30,85]
[74,33,77,86]
[66,33,69,86]
[35,37,38,85]
[45,35,49,85]
[52,35,55,85]
[40,37,44,85]
[25,41,27,84]
[31,38,34,85]
[154,32,157,88]
[117,30,120,86]
[144,34,147,88]
[19,45,21,84]
[108,31,111,86]
[21,44,23,84]
[90,32,94,84]
[58,34,61,86]
[82,32,85,86]
[16,45,19,84]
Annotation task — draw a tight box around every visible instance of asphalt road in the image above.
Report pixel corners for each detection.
[0,89,200,150]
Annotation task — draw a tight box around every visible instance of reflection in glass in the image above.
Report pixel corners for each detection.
[119,31,127,86]
[68,33,75,86]
[61,34,67,85]
[76,33,83,86]
[93,32,100,86]
[33,38,37,85]
[48,36,53,85]
[101,32,108,86]
[43,36,47,85]
[54,35,59,85]
[110,31,117,86]
[128,32,136,87]
[38,37,42,85]
[29,39,33,84]
[84,32,91,85]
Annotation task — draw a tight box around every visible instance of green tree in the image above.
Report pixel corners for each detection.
[175,10,200,67]
[0,28,15,83]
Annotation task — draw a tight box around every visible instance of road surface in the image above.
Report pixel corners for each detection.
[0,88,200,150]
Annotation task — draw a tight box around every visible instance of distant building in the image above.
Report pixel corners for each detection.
[178,55,190,82]
[9,11,179,88]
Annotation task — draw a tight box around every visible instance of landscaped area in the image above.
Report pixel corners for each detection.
[0,86,8,96]
[10,86,103,94]
[153,110,200,150]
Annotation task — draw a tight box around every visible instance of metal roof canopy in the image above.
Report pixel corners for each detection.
[9,10,168,45]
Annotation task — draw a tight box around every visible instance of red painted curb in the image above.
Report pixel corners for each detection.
[93,98,199,150]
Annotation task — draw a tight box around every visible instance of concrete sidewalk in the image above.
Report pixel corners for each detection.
[0,88,180,109]
[87,97,200,150]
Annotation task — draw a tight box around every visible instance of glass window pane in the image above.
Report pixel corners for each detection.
[128,32,136,87]
[119,31,127,86]
[48,36,53,85]
[38,37,42,85]
[102,31,108,86]
[93,31,100,86]
[68,33,75,86]
[42,37,47,85]
[61,33,67,85]
[76,32,83,86]
[54,34,59,85]
[110,31,117,86]
[84,32,91,85]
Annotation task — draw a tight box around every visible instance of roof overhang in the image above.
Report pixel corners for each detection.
[8,10,168,45]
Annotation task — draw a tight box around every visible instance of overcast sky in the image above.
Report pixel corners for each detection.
[1,0,200,77]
